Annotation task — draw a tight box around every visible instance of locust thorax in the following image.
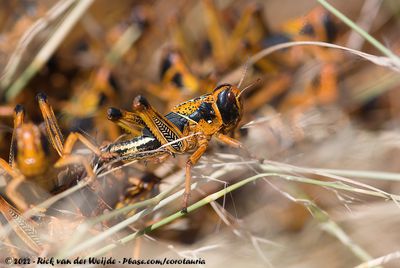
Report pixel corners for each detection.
[14,123,48,177]
[12,104,48,177]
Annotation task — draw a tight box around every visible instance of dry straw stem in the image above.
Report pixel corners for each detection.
[85,173,279,258]
[3,0,94,101]
[317,0,400,63]
[1,0,141,100]
[260,161,400,202]
[64,162,400,258]
[249,160,395,266]
[221,40,400,88]
[267,181,374,264]
[345,0,383,50]
[249,41,400,73]
[260,162,400,182]
[0,0,76,90]
[312,206,375,264]
[104,24,142,67]
[0,178,91,243]
[355,251,400,268]
[57,180,197,258]
[351,72,400,104]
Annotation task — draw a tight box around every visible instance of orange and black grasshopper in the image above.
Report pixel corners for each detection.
[102,83,246,212]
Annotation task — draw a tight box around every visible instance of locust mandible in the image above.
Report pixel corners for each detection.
[103,83,248,212]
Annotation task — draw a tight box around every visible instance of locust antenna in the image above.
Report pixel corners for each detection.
[238,78,261,98]
[237,58,250,89]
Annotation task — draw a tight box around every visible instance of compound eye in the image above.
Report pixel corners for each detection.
[227,90,235,102]
[217,88,240,125]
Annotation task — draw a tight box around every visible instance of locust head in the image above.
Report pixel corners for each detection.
[212,84,243,132]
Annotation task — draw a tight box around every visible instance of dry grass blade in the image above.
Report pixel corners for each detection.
[57,181,198,258]
[249,41,400,72]
[266,181,375,264]
[0,0,76,90]
[318,0,400,62]
[104,24,142,67]
[2,0,94,101]
[355,251,400,268]
[70,159,400,258]
[222,41,400,86]
[345,0,383,50]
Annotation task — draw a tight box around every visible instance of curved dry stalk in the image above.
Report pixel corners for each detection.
[317,0,399,62]
[345,0,383,50]
[221,40,400,87]
[266,180,374,264]
[0,0,76,89]
[57,181,198,258]
[248,41,400,72]
[3,0,95,100]
[355,251,400,268]
[81,164,400,257]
